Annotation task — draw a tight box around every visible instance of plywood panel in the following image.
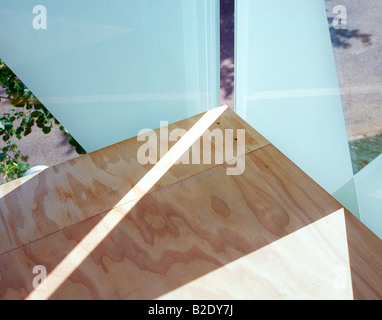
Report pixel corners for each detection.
[0,106,269,255]
[1,146,381,300]
[344,211,382,299]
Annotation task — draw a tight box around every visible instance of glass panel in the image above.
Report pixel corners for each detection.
[0,0,220,152]
[332,177,360,219]
[235,0,382,238]
[235,0,353,195]
[354,154,382,238]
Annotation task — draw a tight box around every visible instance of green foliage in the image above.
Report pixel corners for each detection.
[349,134,382,174]
[0,140,30,182]
[0,59,86,184]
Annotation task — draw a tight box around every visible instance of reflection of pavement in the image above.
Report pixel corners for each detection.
[325,0,382,139]
[0,88,79,169]
[220,0,234,110]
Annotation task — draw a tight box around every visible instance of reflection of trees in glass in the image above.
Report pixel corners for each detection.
[0,59,86,183]
[349,134,382,174]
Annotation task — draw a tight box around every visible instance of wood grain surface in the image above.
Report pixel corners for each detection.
[0,106,269,255]
[1,107,382,300]
[1,144,382,299]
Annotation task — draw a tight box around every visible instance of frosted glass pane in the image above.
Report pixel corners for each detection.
[354,155,382,239]
[235,0,353,194]
[332,177,360,219]
[0,0,219,152]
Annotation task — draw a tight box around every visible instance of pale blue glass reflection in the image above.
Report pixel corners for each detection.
[0,0,220,152]
[235,0,353,195]
[354,154,382,238]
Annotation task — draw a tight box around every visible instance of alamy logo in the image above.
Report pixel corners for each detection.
[332,5,347,30]
[33,5,47,30]
[137,122,246,175]
[32,265,47,290]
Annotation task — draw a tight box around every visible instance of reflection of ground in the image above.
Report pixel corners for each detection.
[325,0,382,173]
[220,0,234,110]
[0,88,79,170]
[326,0,382,139]
[350,134,382,173]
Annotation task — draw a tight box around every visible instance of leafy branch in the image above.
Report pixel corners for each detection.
[0,59,86,183]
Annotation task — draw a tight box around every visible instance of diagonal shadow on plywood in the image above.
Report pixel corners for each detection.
[3,145,381,299]
[0,107,268,256]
